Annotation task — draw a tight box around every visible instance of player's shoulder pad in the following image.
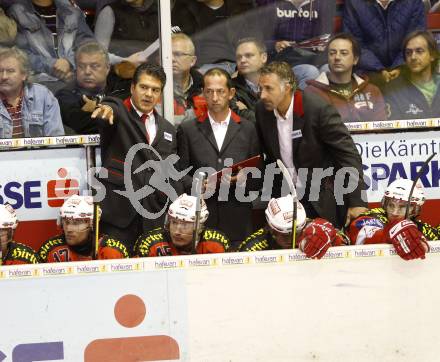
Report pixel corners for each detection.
[100,235,130,258]
[237,228,270,252]
[134,227,167,256]
[4,242,40,264]
[38,234,66,262]
[351,215,385,230]
[415,219,440,241]
[361,208,388,222]
[201,228,230,251]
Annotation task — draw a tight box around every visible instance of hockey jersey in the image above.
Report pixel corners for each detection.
[133,227,230,257]
[347,208,440,245]
[2,242,40,265]
[38,234,129,263]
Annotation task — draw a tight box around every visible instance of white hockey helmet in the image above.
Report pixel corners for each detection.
[0,203,18,229]
[168,193,209,224]
[60,195,100,221]
[383,179,425,207]
[265,194,307,234]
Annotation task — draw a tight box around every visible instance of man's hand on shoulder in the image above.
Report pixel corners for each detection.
[345,206,369,228]
[91,103,114,125]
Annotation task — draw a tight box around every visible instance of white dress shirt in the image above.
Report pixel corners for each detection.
[274,95,299,185]
[208,110,231,150]
[131,99,156,144]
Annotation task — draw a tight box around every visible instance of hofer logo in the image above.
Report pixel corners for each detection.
[0,168,79,209]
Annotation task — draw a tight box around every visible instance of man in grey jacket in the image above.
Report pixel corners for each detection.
[0,47,64,138]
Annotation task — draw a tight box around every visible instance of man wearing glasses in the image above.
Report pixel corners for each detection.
[170,32,205,126]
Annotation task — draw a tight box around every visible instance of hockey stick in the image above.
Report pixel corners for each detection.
[276,159,298,249]
[192,172,207,253]
[404,152,437,219]
[93,202,100,260]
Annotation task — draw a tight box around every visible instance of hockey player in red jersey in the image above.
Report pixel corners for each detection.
[238,195,347,259]
[0,203,39,265]
[38,195,129,263]
[133,193,230,257]
[347,179,436,260]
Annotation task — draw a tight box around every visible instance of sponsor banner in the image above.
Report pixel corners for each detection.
[3,242,439,281]
[345,118,440,132]
[0,148,89,221]
[0,135,100,149]
[352,130,440,202]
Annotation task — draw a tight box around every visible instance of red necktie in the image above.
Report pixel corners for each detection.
[141,114,150,144]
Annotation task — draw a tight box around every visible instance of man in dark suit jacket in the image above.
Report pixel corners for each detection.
[177,68,261,246]
[256,61,368,229]
[92,63,180,251]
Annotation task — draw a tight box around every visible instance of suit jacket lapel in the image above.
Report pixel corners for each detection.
[267,111,281,161]
[220,120,240,155]
[291,113,305,168]
[198,117,219,153]
[291,91,305,168]
[151,113,163,147]
[128,106,149,138]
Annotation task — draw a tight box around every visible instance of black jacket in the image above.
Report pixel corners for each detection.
[99,96,180,230]
[177,111,261,242]
[255,91,367,228]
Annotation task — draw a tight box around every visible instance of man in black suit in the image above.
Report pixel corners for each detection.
[177,68,260,246]
[91,63,180,251]
[256,61,368,229]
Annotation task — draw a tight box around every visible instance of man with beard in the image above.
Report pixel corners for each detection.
[0,46,64,138]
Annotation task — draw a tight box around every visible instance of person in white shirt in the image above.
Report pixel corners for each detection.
[177,67,261,248]
[255,61,368,229]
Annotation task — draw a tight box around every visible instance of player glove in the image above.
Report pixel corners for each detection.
[298,218,336,259]
[385,219,430,260]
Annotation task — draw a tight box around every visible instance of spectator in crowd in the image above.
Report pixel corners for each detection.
[133,193,230,257]
[256,61,367,229]
[347,178,438,261]
[56,42,130,135]
[0,6,16,46]
[91,63,180,251]
[238,195,348,259]
[232,37,268,120]
[0,203,40,265]
[384,31,440,120]
[0,47,64,138]
[38,195,130,262]
[305,33,387,122]
[177,68,261,247]
[8,0,95,85]
[169,32,205,126]
[94,0,159,59]
[255,0,337,89]
[171,0,257,73]
[343,0,426,83]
